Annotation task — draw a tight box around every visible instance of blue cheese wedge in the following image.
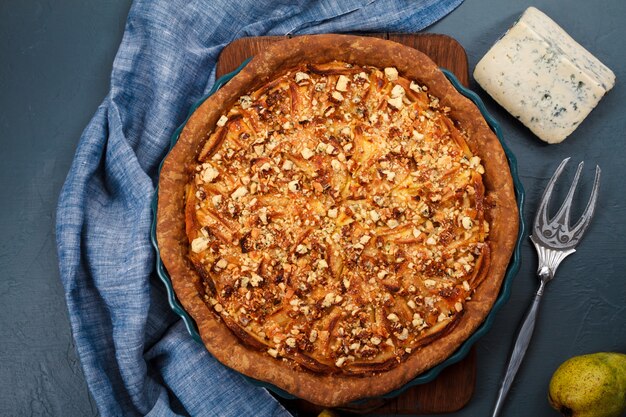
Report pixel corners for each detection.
[474,7,615,144]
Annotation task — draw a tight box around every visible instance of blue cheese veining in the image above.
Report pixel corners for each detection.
[473,7,615,144]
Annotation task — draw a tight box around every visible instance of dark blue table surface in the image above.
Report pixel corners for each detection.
[1,1,624,416]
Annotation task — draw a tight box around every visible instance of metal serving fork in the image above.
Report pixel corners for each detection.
[491,158,601,417]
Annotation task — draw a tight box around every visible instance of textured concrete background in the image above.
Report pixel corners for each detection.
[0,0,624,416]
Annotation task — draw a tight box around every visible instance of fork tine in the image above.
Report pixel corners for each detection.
[551,161,584,226]
[569,165,601,239]
[534,158,570,235]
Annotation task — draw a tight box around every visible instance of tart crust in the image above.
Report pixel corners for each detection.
[157,34,518,406]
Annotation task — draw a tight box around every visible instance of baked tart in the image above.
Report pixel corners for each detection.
[157,34,518,406]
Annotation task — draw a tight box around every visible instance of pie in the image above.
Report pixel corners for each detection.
[188,62,490,373]
[157,34,518,406]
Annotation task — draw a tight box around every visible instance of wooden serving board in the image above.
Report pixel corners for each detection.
[215,34,475,416]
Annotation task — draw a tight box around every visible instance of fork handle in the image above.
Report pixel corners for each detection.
[491,280,546,417]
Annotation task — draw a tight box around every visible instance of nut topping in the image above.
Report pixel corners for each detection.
[186,61,489,374]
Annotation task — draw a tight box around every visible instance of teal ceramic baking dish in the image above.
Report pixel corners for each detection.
[149,59,526,401]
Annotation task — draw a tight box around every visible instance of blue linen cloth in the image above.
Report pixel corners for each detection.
[55,0,463,415]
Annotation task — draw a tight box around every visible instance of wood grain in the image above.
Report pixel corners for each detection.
[215,34,475,415]
[216,34,469,86]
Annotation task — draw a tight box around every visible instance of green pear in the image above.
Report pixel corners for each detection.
[548,352,626,417]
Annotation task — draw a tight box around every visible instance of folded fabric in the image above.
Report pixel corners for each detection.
[55,0,463,415]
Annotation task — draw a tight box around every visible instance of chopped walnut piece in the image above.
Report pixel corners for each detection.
[355,71,368,81]
[287,180,299,192]
[381,170,396,181]
[387,313,399,323]
[384,67,398,81]
[231,186,248,200]
[301,148,315,160]
[412,313,424,328]
[412,130,425,140]
[322,293,335,308]
[254,145,265,156]
[259,207,268,225]
[391,84,405,98]
[335,75,350,92]
[331,91,344,102]
[201,164,219,183]
[282,160,294,170]
[191,237,209,253]
[396,328,409,340]
[239,95,252,109]
[295,72,310,83]
[409,81,422,92]
[216,115,228,127]
[387,96,403,110]
[250,273,264,287]
[386,219,399,229]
